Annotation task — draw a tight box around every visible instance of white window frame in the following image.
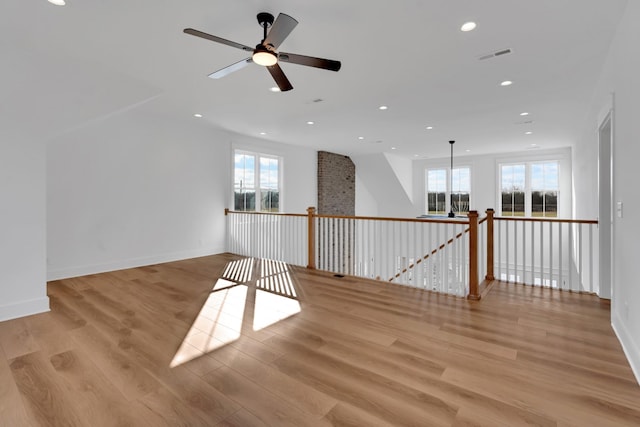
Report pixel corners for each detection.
[498,160,560,217]
[233,150,282,212]
[425,166,472,215]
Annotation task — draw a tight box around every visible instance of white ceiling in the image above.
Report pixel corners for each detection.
[2,0,628,158]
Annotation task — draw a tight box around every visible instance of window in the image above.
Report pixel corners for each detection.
[426,167,470,215]
[234,151,281,212]
[451,167,470,214]
[531,162,558,217]
[501,164,525,216]
[499,161,558,217]
[426,169,447,214]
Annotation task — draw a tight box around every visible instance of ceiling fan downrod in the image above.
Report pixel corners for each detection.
[257,12,274,42]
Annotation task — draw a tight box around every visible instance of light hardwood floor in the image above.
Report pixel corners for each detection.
[1,253,639,426]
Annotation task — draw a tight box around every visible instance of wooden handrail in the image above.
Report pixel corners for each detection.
[226,208,471,225]
[495,216,598,224]
[225,209,307,218]
[316,213,469,225]
[389,225,472,281]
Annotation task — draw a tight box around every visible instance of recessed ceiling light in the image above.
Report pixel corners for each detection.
[520,112,529,116]
[525,131,533,135]
[269,87,280,92]
[391,147,397,150]
[461,22,477,32]
[48,0,66,5]
[426,126,434,130]
[307,121,314,125]
[501,80,513,86]
[379,105,388,110]
[358,136,364,140]
[531,143,538,146]
[260,132,267,136]
[414,154,419,157]
[193,113,203,118]
[466,149,471,152]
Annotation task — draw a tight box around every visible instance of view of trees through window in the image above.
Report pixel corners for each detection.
[500,161,558,217]
[426,167,470,215]
[234,151,280,212]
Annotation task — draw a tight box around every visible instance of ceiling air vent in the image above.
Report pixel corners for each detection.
[478,48,513,61]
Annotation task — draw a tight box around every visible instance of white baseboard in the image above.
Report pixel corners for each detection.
[0,296,50,322]
[612,311,640,386]
[46,247,225,281]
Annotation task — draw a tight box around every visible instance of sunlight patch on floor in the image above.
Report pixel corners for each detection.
[253,289,301,331]
[254,259,300,331]
[171,257,300,368]
[170,281,247,367]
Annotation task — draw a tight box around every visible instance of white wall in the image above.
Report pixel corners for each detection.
[384,153,414,203]
[0,140,49,321]
[47,109,319,282]
[355,173,378,217]
[353,153,419,218]
[574,1,640,382]
[230,136,317,214]
[47,108,231,280]
[412,148,573,218]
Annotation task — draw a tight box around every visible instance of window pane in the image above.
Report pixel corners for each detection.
[261,190,279,212]
[501,164,525,216]
[427,169,447,214]
[427,169,446,192]
[260,157,278,190]
[451,192,469,213]
[451,168,470,193]
[234,190,255,211]
[234,154,255,189]
[531,161,559,217]
[451,167,470,213]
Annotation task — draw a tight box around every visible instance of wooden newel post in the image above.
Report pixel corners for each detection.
[307,207,316,270]
[468,210,480,300]
[485,209,495,281]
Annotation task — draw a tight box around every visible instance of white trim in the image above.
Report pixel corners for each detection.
[612,311,640,386]
[425,165,472,214]
[0,297,50,322]
[497,159,563,217]
[233,149,282,212]
[596,92,615,132]
[46,246,225,281]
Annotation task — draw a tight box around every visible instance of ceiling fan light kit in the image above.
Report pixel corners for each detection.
[184,12,341,92]
[252,46,277,66]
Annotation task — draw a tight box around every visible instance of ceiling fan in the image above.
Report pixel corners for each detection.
[184,12,341,92]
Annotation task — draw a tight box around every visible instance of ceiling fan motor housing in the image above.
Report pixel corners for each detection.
[257,12,274,28]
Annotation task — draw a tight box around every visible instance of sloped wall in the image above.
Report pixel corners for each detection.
[353,153,419,218]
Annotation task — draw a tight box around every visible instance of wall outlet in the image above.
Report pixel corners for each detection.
[616,201,623,218]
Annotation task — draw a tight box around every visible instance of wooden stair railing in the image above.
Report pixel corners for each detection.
[387,226,471,282]
[229,208,495,300]
[387,210,493,300]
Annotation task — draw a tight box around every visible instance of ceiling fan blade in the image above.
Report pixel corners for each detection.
[183,28,253,52]
[263,13,298,50]
[278,52,341,72]
[267,64,293,92]
[208,58,253,79]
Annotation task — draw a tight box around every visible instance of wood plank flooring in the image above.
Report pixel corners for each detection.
[1,253,639,426]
